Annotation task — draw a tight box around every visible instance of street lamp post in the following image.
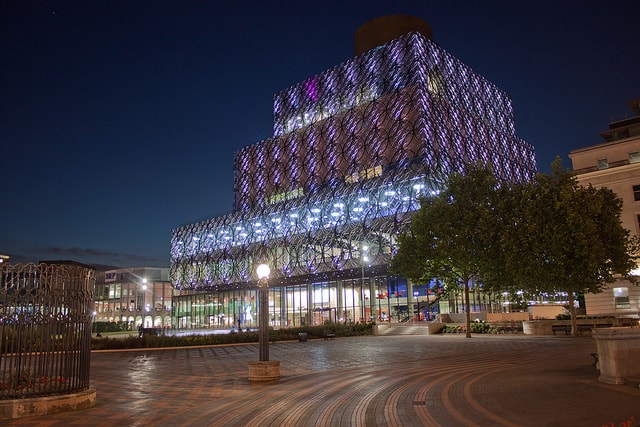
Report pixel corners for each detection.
[248,263,280,382]
[362,245,369,322]
[256,263,271,362]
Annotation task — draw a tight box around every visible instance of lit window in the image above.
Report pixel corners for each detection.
[630,152,640,164]
[613,287,630,309]
[598,158,608,170]
[633,185,640,201]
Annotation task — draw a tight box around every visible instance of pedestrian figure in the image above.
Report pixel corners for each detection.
[138,324,143,337]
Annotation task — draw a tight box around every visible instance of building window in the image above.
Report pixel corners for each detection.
[613,287,630,309]
[630,152,640,164]
[634,185,640,201]
[597,158,608,170]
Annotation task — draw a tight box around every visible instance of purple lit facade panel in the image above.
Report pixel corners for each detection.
[172,31,536,290]
[233,32,534,212]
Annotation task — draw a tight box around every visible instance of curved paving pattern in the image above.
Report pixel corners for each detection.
[6,335,639,426]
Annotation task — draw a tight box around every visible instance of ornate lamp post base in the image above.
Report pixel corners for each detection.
[248,360,281,382]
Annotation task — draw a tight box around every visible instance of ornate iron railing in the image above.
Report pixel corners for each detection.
[0,262,95,400]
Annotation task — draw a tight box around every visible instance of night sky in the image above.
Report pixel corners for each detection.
[2,1,639,268]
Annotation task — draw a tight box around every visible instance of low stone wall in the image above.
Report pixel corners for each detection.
[426,322,445,334]
[523,318,636,335]
[486,312,529,322]
[0,389,96,420]
[528,304,565,320]
[373,323,390,335]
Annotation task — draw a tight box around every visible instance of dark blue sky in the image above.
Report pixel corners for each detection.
[2,1,639,268]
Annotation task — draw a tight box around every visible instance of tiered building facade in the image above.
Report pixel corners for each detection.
[170,16,537,329]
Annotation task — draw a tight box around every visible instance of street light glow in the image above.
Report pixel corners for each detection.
[256,263,271,280]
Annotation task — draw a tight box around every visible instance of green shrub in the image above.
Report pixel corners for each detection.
[91,322,373,350]
[470,322,491,334]
[439,321,522,334]
[441,325,466,334]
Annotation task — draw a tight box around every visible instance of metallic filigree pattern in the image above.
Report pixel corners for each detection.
[171,32,536,291]
[0,262,95,400]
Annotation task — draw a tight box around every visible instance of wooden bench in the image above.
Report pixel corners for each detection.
[551,324,570,335]
[324,330,336,340]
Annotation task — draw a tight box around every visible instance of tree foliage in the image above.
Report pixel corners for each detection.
[391,166,499,338]
[501,158,637,334]
[391,159,638,337]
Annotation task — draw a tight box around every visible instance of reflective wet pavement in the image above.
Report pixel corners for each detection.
[6,334,640,426]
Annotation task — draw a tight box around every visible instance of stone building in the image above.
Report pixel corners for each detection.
[569,98,640,317]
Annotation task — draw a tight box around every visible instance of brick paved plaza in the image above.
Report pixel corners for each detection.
[6,334,639,426]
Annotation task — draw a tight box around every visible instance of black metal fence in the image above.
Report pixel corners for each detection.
[0,262,95,400]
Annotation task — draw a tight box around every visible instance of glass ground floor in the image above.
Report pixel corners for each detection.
[171,274,535,330]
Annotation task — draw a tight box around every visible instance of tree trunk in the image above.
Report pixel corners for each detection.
[568,289,579,337]
[464,278,471,338]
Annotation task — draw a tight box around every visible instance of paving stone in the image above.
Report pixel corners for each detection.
[5,335,639,426]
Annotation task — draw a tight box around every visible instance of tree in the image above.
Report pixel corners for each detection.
[477,179,533,295]
[392,159,638,338]
[502,158,638,335]
[391,166,499,338]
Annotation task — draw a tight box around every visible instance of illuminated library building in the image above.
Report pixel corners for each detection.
[170,16,537,329]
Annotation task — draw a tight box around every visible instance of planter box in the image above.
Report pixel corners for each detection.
[426,322,445,334]
[523,319,631,335]
[592,327,640,385]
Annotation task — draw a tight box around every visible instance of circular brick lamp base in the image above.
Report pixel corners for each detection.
[248,361,281,382]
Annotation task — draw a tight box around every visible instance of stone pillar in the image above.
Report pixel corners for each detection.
[336,280,344,322]
[407,279,415,321]
[306,283,313,325]
[279,286,286,327]
[368,276,376,321]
